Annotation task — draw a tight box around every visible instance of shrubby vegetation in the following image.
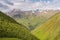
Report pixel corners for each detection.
[0,11,39,40]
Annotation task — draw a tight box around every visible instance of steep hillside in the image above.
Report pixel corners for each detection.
[32,12,60,40]
[0,11,39,40]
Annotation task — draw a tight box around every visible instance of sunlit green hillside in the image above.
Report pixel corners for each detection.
[0,11,39,40]
[32,12,60,40]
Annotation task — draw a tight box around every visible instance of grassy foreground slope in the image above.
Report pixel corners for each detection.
[0,11,39,40]
[32,12,60,40]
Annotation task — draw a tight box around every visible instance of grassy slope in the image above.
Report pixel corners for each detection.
[32,12,60,40]
[0,11,39,40]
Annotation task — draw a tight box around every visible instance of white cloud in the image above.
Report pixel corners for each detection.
[11,0,60,10]
[0,0,60,12]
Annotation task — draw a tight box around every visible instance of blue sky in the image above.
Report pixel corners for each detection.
[0,0,60,12]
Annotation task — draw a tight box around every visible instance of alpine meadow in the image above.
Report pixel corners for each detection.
[0,0,60,40]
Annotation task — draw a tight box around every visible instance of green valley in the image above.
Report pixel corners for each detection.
[16,15,47,30]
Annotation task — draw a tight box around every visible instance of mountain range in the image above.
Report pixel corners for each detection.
[5,9,60,31]
[0,9,60,40]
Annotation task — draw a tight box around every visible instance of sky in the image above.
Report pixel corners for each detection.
[0,0,60,12]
